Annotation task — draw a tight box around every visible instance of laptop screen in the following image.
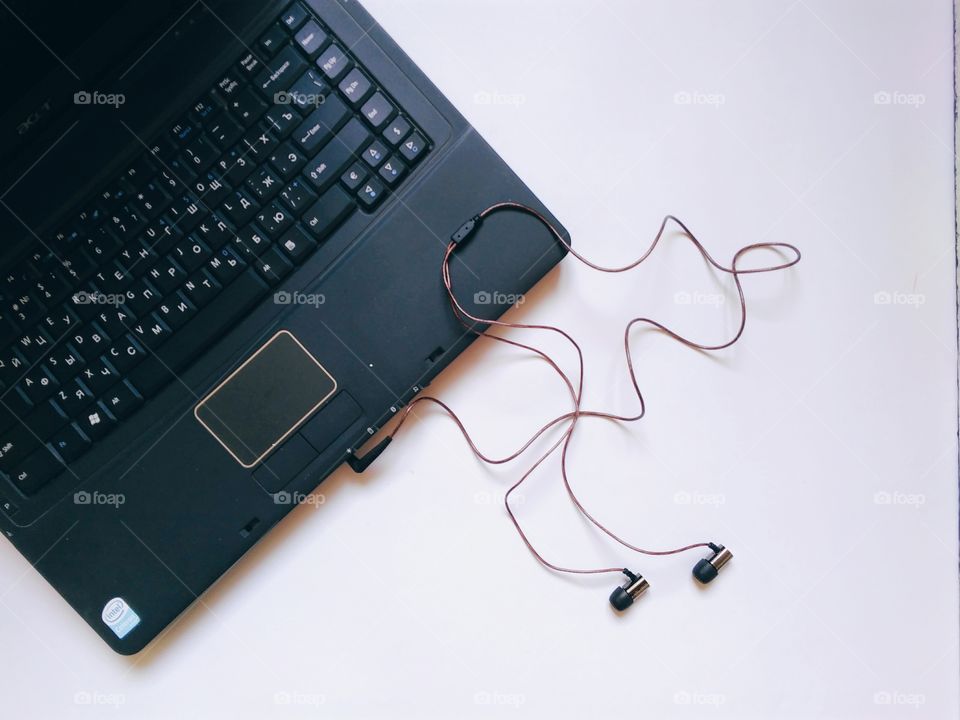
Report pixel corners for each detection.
[0,0,197,170]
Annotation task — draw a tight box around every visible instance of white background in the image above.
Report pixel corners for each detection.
[2,1,957,718]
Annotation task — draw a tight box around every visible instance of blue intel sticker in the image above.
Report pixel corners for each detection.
[101,597,141,639]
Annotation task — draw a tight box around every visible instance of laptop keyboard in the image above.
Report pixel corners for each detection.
[0,2,431,506]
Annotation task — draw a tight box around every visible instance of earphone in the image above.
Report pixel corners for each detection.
[353,203,801,611]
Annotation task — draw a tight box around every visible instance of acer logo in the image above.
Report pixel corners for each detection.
[16,99,53,135]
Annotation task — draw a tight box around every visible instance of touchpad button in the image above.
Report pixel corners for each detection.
[195,330,337,468]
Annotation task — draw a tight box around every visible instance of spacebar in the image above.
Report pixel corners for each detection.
[129,269,269,396]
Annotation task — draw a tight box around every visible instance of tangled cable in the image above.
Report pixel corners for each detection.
[364,203,801,606]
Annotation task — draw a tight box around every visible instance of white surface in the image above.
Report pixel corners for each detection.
[2,1,957,718]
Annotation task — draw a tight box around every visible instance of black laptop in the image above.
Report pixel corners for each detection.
[0,0,568,654]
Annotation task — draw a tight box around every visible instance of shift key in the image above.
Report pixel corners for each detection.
[303,118,371,191]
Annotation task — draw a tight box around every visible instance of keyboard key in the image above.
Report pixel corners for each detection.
[293,95,350,154]
[23,399,68,439]
[339,68,373,107]
[206,112,244,150]
[259,24,288,57]
[220,189,260,227]
[378,156,407,187]
[227,86,268,127]
[253,45,307,98]
[341,163,368,192]
[277,226,317,264]
[105,335,147,374]
[182,271,222,309]
[78,359,121,396]
[286,68,329,114]
[256,202,295,238]
[237,51,263,77]
[78,402,115,442]
[206,247,247,287]
[129,314,173,350]
[294,20,329,58]
[302,186,355,239]
[101,381,143,421]
[11,447,63,494]
[279,179,317,214]
[232,226,272,259]
[216,146,257,186]
[361,92,395,129]
[400,132,427,164]
[362,141,389,168]
[172,238,212,273]
[0,424,43,477]
[254,247,294,285]
[281,3,309,31]
[155,293,197,331]
[317,44,351,81]
[240,126,280,159]
[55,380,96,420]
[246,167,284,202]
[270,143,308,181]
[303,126,368,192]
[263,106,301,139]
[49,423,91,463]
[44,344,84,383]
[18,367,58,405]
[383,116,412,147]
[357,177,386,211]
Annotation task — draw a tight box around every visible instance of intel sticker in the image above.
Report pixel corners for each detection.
[102,597,140,639]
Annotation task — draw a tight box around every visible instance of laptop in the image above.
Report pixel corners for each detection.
[0,0,568,654]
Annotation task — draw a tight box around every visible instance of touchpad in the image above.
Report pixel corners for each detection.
[195,330,338,468]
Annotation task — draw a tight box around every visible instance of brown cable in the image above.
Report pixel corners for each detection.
[386,205,801,578]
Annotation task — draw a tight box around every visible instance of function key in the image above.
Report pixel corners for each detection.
[360,92,396,129]
[189,93,222,125]
[382,116,411,147]
[399,132,427,164]
[317,44,351,81]
[294,20,329,58]
[338,68,373,107]
[280,3,310,32]
[259,24,288,56]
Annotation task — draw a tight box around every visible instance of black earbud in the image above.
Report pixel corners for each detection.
[609,569,650,611]
[692,544,733,584]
